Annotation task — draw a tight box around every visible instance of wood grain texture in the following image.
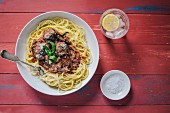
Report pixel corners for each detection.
[0,105,170,113]
[0,13,170,45]
[0,0,170,112]
[1,43,170,74]
[0,74,170,105]
[0,0,170,14]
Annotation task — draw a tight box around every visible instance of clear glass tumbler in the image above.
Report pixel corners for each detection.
[100,9,130,39]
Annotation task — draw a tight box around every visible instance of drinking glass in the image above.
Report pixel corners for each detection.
[100,9,129,39]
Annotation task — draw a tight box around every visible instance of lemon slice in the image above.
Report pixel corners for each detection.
[102,14,120,31]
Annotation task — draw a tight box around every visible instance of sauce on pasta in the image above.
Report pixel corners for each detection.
[25,17,91,91]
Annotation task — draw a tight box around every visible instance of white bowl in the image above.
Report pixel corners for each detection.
[15,11,99,96]
[100,70,131,100]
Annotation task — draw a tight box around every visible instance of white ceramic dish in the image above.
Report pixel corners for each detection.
[100,70,130,100]
[15,11,99,96]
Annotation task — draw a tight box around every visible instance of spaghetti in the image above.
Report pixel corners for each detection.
[25,17,91,91]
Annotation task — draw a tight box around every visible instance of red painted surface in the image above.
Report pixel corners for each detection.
[0,0,170,112]
[0,14,170,45]
[0,74,170,105]
[0,105,170,113]
[0,0,170,14]
[1,43,170,74]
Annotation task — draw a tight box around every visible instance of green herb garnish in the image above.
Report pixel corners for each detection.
[43,41,57,63]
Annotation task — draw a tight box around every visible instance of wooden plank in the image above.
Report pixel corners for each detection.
[0,0,170,14]
[0,105,170,113]
[0,13,170,45]
[0,74,170,105]
[0,43,17,73]
[1,43,170,75]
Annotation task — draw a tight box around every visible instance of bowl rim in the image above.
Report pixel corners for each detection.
[15,11,99,96]
[100,70,131,100]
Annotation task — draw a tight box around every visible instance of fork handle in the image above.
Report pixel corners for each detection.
[1,50,44,75]
[0,50,20,62]
[1,50,38,69]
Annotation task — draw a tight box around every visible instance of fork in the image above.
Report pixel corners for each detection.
[0,50,44,76]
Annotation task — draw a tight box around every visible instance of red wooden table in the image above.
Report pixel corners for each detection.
[0,0,170,113]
